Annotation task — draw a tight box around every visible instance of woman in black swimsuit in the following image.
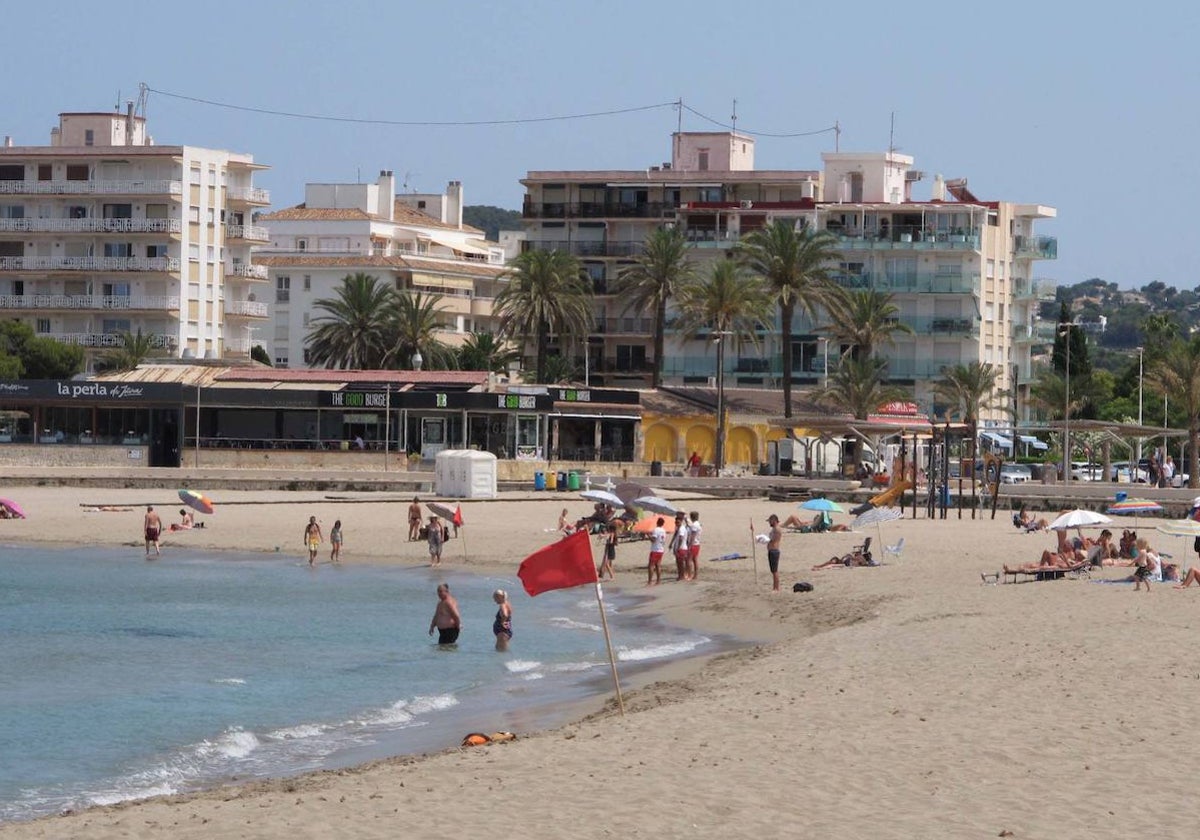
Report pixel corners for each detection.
[492,589,513,652]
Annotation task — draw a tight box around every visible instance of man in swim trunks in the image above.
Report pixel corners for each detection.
[303,515,323,567]
[429,583,462,645]
[766,514,782,592]
[647,517,667,586]
[144,505,162,558]
[408,496,423,541]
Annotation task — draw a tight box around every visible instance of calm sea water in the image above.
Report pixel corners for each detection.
[0,545,710,823]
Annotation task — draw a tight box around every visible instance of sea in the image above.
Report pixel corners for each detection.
[0,545,712,824]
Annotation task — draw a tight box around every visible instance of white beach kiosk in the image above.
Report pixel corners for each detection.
[434,449,498,499]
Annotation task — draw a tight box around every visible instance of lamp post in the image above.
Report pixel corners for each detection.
[714,328,732,473]
[1060,322,1074,485]
[1135,346,1144,472]
[411,350,423,372]
[818,336,830,389]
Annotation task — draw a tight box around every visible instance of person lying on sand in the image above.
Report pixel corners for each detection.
[812,549,876,569]
[781,512,849,533]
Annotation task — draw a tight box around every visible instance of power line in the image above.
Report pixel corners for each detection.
[680,103,837,139]
[144,85,678,128]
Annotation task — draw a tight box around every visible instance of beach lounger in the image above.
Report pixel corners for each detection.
[883,537,904,561]
[1002,563,1090,584]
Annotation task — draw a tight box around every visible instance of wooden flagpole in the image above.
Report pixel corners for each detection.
[594,581,625,716]
[749,517,758,584]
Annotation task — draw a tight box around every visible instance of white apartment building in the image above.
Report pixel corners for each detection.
[0,107,270,369]
[520,133,1057,424]
[257,171,507,368]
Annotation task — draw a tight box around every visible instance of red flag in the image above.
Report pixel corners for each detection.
[518,530,597,596]
[453,505,464,528]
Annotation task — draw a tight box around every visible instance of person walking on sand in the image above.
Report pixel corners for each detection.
[303,516,323,567]
[408,497,423,541]
[427,515,444,566]
[599,521,618,580]
[647,517,667,586]
[687,511,703,581]
[143,505,162,558]
[329,519,343,564]
[429,583,462,646]
[766,514,783,592]
[492,588,513,652]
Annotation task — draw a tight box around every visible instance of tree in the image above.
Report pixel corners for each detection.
[539,354,579,385]
[462,205,522,241]
[821,286,912,361]
[1145,336,1200,489]
[97,329,161,373]
[385,289,456,370]
[613,226,694,388]
[737,221,840,417]
[1051,302,1091,379]
[250,345,272,366]
[933,362,1004,490]
[305,273,396,369]
[0,321,84,379]
[494,250,592,384]
[458,332,521,373]
[813,355,912,470]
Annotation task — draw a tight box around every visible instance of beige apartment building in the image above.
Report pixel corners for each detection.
[257,171,507,368]
[519,133,1056,424]
[0,107,270,368]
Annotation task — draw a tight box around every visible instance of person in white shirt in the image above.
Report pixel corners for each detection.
[687,511,703,581]
[647,518,667,586]
[669,512,690,581]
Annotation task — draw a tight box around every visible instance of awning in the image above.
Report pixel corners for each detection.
[429,235,491,256]
[980,431,1013,450]
[410,272,475,291]
[1019,434,1049,451]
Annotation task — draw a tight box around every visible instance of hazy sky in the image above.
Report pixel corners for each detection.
[5,0,1196,289]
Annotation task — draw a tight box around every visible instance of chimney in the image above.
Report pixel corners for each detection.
[3,136,11,148]
[378,170,395,220]
[50,126,61,147]
[125,100,135,146]
[446,180,463,229]
[931,174,946,202]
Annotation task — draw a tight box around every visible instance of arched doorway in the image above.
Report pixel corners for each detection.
[728,426,759,466]
[685,424,716,465]
[643,423,678,463]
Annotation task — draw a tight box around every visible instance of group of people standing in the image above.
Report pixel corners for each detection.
[302,516,343,566]
[428,583,512,651]
[646,511,703,585]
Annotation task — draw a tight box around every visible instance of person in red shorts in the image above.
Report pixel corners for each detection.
[687,511,702,581]
[647,517,667,586]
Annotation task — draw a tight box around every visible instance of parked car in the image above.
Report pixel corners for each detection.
[1110,461,1150,483]
[1070,461,1105,481]
[999,463,1033,484]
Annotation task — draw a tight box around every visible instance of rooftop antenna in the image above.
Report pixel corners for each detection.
[675,97,683,135]
[888,111,896,155]
[135,83,149,119]
[731,98,737,132]
[115,90,121,112]
[835,120,841,152]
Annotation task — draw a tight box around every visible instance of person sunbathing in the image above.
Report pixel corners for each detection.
[1003,550,1085,574]
[1013,506,1048,532]
[1175,567,1200,589]
[782,512,850,533]
[812,548,875,569]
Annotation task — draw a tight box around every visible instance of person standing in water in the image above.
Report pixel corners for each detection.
[303,516,323,567]
[429,583,462,645]
[492,589,513,651]
[427,515,444,566]
[143,505,162,558]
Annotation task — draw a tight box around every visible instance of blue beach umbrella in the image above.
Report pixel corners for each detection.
[800,497,845,514]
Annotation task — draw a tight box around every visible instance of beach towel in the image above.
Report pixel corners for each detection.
[709,553,746,562]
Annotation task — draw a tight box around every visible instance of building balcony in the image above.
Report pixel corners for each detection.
[0,256,180,273]
[49,332,178,350]
[523,239,643,258]
[0,218,182,235]
[830,271,980,295]
[226,263,269,281]
[825,227,981,252]
[0,294,180,312]
[0,179,183,196]
[224,338,252,355]
[522,201,677,220]
[595,357,656,374]
[224,299,269,318]
[1012,322,1039,343]
[470,296,494,317]
[1014,235,1057,260]
[591,316,654,335]
[225,224,269,242]
[901,316,979,337]
[226,186,271,205]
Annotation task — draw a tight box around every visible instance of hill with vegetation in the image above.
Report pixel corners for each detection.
[463,205,521,241]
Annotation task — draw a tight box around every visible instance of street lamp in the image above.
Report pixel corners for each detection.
[713,329,732,473]
[411,350,423,372]
[1136,346,1144,471]
[1060,322,1075,485]
[818,336,830,389]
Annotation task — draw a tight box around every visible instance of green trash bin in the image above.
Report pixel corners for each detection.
[567,471,581,491]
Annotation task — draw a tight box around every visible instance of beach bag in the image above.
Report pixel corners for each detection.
[792,581,814,593]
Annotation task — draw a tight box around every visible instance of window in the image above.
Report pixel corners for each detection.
[188,243,200,261]
[189,166,201,185]
[986,259,995,280]
[0,165,23,180]
[102,319,131,334]
[303,274,311,291]
[103,242,133,258]
[302,312,310,326]
[84,129,94,146]
[146,244,168,258]
[36,318,50,333]
[297,239,307,252]
[37,165,52,181]
[188,206,200,223]
[276,275,290,303]
[417,200,427,209]
[697,187,722,203]
[0,205,24,219]
[698,149,709,171]
[102,203,132,219]
[275,356,288,368]
[207,207,215,225]
[145,203,169,219]
[65,165,88,182]
[303,349,312,364]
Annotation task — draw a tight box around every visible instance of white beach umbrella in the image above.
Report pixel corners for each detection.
[580,489,624,508]
[1048,509,1112,531]
[851,505,904,547]
[631,496,679,516]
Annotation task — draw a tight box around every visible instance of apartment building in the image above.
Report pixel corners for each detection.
[257,171,506,368]
[520,133,1057,424]
[0,107,270,369]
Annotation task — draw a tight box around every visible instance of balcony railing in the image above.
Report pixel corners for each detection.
[227,263,269,280]
[224,338,252,354]
[522,201,677,219]
[903,315,979,337]
[591,316,654,334]
[825,227,981,252]
[0,294,180,311]
[829,271,980,295]
[225,224,270,242]
[1014,235,1058,260]
[226,186,271,204]
[523,239,644,258]
[49,332,178,349]
[0,218,182,234]
[224,299,269,317]
[0,256,180,272]
[0,179,183,196]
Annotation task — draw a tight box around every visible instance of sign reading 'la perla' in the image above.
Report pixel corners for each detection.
[56,382,148,400]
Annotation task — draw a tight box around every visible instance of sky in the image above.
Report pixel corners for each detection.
[4,0,1197,290]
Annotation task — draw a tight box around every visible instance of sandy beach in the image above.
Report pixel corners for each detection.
[3,484,1200,839]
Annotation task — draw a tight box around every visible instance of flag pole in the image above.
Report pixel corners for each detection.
[749,517,758,584]
[594,581,625,716]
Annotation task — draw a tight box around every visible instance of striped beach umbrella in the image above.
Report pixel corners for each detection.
[1106,498,1163,527]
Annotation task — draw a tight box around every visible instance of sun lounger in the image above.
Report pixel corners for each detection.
[1002,563,1090,584]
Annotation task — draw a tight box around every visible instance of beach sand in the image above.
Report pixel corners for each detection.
[3,486,1200,838]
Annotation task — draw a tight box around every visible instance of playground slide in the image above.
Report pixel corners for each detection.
[868,480,914,508]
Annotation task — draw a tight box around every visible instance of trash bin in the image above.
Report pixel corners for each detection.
[650,460,663,476]
[534,471,546,491]
[546,471,558,491]
[939,485,951,507]
[556,471,567,489]
[567,471,581,491]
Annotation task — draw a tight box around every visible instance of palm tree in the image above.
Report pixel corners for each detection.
[305,273,395,369]
[458,332,521,373]
[539,354,579,385]
[98,329,161,372]
[737,221,840,417]
[613,226,694,388]
[385,289,456,370]
[933,362,1005,494]
[813,355,912,471]
[494,250,592,383]
[1145,336,1200,489]
[821,286,913,361]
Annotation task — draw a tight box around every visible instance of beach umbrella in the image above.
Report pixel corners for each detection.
[614,482,653,506]
[1156,519,1200,538]
[800,497,845,514]
[0,497,26,519]
[178,489,214,515]
[631,496,679,516]
[425,501,459,521]
[851,505,904,547]
[580,489,624,508]
[1106,497,1164,528]
[1048,509,1111,531]
[631,515,676,535]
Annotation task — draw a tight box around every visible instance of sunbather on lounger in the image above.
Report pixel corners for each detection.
[1003,551,1085,574]
[812,549,875,570]
[782,512,850,533]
